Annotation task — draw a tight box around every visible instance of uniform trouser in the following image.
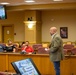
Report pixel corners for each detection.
[53,61,60,75]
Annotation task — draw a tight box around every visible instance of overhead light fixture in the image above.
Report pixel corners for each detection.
[24,21,36,29]
[24,17,36,29]
[25,0,35,3]
[0,2,10,5]
[53,0,63,1]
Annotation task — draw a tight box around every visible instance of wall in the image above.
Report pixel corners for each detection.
[0,11,25,42]
[24,10,36,43]
[24,10,42,44]
[42,9,76,42]
[0,9,76,43]
[0,10,42,43]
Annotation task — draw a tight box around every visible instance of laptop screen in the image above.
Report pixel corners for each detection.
[11,58,41,75]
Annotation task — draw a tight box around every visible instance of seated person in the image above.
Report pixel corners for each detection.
[21,42,25,47]
[5,40,16,52]
[0,44,6,52]
[21,41,34,53]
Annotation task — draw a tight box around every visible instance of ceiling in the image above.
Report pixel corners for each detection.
[0,0,76,6]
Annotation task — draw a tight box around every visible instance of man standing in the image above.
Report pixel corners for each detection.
[49,27,64,75]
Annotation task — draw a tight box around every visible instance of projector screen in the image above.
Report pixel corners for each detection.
[0,5,7,20]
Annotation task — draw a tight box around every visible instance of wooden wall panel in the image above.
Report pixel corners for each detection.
[60,58,71,75]
[0,54,6,71]
[70,57,76,75]
[0,53,76,75]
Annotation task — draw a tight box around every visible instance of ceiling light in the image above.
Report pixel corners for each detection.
[53,0,63,1]
[25,0,35,3]
[0,2,10,5]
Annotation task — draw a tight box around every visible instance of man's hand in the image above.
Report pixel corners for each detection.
[45,48,50,51]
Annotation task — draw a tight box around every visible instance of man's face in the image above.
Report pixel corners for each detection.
[50,29,54,36]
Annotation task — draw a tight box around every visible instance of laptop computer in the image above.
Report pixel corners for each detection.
[11,58,41,75]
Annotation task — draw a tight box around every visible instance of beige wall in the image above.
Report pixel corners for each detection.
[24,10,36,43]
[0,9,76,43]
[0,11,25,42]
[24,10,42,44]
[0,10,42,43]
[42,9,76,42]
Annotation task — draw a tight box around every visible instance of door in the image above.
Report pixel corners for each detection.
[2,26,14,43]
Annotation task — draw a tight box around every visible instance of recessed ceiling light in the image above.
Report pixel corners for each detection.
[0,2,10,5]
[25,0,35,3]
[53,0,63,1]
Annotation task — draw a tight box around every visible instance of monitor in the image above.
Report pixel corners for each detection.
[11,58,41,75]
[0,5,7,20]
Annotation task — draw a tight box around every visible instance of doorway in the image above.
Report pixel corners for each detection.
[2,25,14,43]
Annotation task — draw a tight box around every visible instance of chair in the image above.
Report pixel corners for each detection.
[32,44,42,50]
[0,72,6,75]
[63,44,74,49]
[71,48,76,55]
[42,43,48,47]
[37,47,49,54]
[63,44,74,55]
[13,43,19,48]
[63,49,72,55]
[13,43,20,52]
[66,41,72,44]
